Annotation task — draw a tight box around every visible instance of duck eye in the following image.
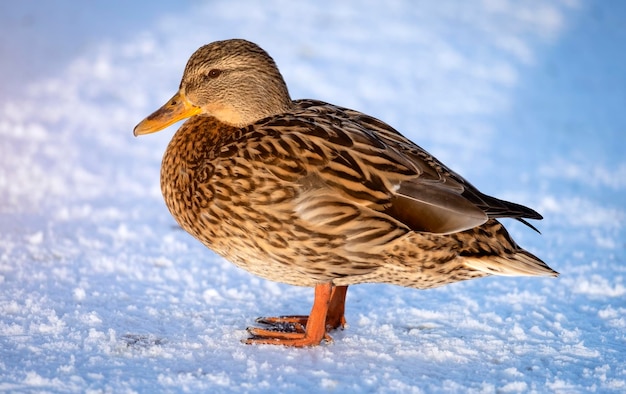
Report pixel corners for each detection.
[208,69,221,78]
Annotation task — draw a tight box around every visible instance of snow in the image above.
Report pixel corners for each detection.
[1,0,625,392]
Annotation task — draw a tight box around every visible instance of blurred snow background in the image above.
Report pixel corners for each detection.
[1,0,625,392]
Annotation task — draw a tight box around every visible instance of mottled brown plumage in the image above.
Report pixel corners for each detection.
[134,39,558,347]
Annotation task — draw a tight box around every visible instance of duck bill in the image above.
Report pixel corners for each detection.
[133,91,201,136]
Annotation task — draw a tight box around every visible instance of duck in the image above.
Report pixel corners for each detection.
[134,39,558,347]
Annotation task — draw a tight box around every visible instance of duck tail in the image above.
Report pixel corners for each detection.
[463,250,559,277]
[455,219,558,278]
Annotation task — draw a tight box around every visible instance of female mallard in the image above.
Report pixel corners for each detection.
[134,39,558,347]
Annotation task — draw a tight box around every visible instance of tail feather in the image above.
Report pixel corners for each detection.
[464,250,559,277]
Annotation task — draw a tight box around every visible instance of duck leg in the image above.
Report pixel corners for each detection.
[253,285,348,332]
[326,284,348,329]
[246,283,346,346]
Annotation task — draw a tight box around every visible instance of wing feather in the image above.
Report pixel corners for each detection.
[251,99,542,236]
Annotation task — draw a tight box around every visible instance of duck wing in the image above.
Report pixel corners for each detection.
[248,99,541,236]
[302,100,543,232]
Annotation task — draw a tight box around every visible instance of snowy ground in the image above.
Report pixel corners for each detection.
[1,1,625,392]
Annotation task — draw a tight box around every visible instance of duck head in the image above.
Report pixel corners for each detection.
[134,39,293,135]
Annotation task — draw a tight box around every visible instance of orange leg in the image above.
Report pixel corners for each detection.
[253,285,348,333]
[326,285,348,329]
[245,283,347,347]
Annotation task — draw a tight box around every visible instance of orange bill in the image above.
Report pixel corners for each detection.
[133,91,201,136]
